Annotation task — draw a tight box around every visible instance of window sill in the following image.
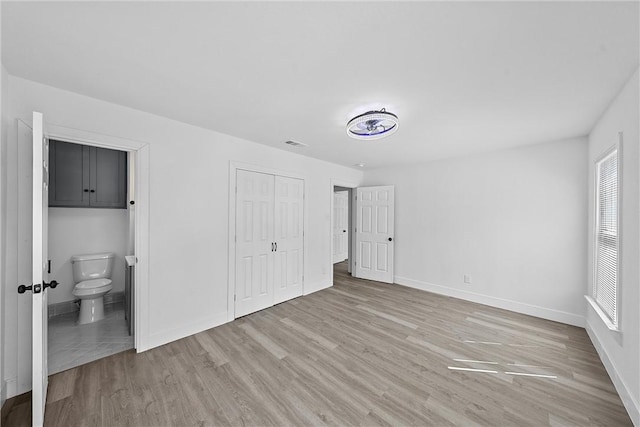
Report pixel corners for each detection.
[585,296,620,332]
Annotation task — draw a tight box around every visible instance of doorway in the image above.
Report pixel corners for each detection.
[330,182,357,285]
[13,115,149,422]
[46,138,134,374]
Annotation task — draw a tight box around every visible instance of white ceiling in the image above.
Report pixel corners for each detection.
[3,1,638,169]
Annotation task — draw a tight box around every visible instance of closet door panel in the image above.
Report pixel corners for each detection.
[235,170,274,317]
[273,176,304,304]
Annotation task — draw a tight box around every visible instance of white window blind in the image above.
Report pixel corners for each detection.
[594,147,619,327]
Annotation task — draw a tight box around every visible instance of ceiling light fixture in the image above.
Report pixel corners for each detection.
[347,108,399,140]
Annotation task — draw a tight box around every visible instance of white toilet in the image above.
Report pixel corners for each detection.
[71,252,115,325]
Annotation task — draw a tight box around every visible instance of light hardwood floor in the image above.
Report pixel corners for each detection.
[3,262,632,426]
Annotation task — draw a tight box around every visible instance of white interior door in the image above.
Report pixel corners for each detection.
[273,176,304,304]
[235,170,274,317]
[32,112,49,425]
[355,185,395,283]
[332,191,349,263]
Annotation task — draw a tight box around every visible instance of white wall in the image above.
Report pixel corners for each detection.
[2,75,363,398]
[48,208,128,304]
[0,61,7,406]
[586,68,639,426]
[363,137,588,327]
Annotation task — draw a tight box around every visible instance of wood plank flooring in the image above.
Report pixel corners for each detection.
[3,262,632,426]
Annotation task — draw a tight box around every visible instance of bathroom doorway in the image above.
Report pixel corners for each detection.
[45,137,136,374]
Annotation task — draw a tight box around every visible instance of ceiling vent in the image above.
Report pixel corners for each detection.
[284,140,308,148]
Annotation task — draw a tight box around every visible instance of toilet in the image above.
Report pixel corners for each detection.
[71,252,115,325]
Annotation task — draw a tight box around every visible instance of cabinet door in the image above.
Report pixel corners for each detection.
[90,146,127,208]
[49,140,90,207]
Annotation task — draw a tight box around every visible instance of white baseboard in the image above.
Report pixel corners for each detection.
[140,312,230,352]
[585,322,640,426]
[303,280,331,296]
[3,378,17,402]
[394,276,585,327]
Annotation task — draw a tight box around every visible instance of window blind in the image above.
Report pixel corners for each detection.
[594,148,619,327]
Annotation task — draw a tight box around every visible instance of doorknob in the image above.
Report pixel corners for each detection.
[17,284,42,293]
[44,280,59,290]
[388,237,393,241]
[17,284,33,294]
[18,280,58,294]
[343,230,346,232]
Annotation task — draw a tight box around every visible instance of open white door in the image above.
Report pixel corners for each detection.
[332,191,349,264]
[354,186,395,283]
[32,112,50,425]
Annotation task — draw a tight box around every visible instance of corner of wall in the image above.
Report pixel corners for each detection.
[0,49,8,407]
[585,319,640,426]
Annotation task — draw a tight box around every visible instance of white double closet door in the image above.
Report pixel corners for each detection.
[235,169,304,317]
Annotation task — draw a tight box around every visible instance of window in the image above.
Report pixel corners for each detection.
[592,143,620,329]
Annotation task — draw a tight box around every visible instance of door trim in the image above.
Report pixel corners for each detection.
[329,179,359,287]
[227,161,306,322]
[45,123,151,351]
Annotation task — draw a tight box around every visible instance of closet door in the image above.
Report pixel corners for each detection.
[273,176,304,305]
[235,170,274,317]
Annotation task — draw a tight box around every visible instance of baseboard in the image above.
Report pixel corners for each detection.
[394,276,585,327]
[142,312,230,352]
[48,291,124,318]
[585,322,640,426]
[303,280,332,296]
[2,379,16,403]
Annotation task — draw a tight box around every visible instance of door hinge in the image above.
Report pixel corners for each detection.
[234,294,236,301]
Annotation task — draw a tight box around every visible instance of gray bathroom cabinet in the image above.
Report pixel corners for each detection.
[49,139,127,208]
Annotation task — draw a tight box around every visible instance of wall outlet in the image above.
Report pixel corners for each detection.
[464,274,472,284]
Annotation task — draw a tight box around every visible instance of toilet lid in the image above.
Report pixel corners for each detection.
[75,278,112,289]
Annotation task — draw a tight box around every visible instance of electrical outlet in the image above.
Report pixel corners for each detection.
[464,274,472,284]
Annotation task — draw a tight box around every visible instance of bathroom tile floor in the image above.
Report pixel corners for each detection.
[48,302,133,375]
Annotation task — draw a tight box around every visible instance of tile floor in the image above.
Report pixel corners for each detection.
[48,302,133,374]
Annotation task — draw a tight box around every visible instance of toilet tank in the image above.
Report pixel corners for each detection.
[71,252,115,282]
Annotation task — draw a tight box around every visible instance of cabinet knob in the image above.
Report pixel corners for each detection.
[90,189,95,193]
[84,189,89,192]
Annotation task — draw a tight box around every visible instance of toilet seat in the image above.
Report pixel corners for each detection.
[72,278,113,297]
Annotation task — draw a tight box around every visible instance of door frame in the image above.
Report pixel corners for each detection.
[45,123,150,351]
[227,161,306,322]
[329,179,358,286]
[332,190,349,264]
